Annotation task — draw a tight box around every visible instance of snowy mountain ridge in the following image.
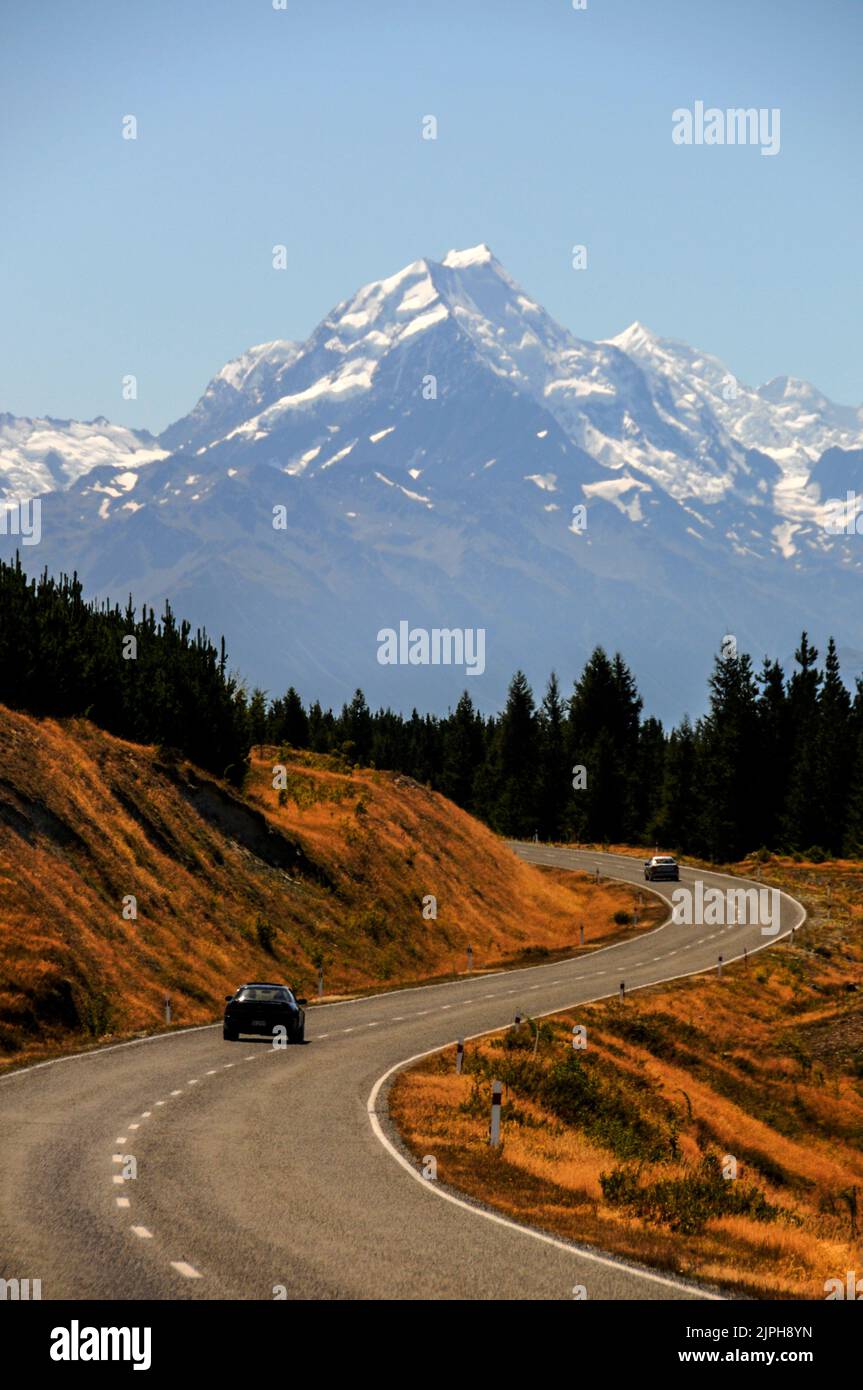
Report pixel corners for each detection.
[3,246,863,722]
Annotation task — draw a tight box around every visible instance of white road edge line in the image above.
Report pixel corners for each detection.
[0,847,768,1094]
[170,1261,202,1279]
[366,855,806,1303]
[0,846,804,1301]
[367,1041,722,1301]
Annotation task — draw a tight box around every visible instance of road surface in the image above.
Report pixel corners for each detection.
[0,845,805,1301]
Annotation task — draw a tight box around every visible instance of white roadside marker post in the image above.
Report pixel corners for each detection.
[489,1081,502,1148]
[579,922,585,946]
[456,1039,464,1074]
[619,981,625,1002]
[317,965,324,998]
[164,996,171,1025]
[466,944,473,974]
[718,954,723,979]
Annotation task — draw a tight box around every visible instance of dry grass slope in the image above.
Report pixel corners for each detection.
[391,858,863,1299]
[0,709,653,1069]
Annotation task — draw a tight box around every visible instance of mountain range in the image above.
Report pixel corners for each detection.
[3,244,863,723]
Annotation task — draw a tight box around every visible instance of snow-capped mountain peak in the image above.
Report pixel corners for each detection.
[0,413,164,508]
[5,244,863,727]
[605,320,661,353]
[441,242,496,268]
[4,245,863,544]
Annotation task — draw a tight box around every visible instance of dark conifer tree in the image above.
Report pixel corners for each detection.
[755,657,789,849]
[440,691,485,811]
[278,686,310,748]
[633,715,665,839]
[568,648,642,842]
[536,672,569,840]
[487,671,538,837]
[698,643,761,860]
[248,688,269,753]
[843,678,863,856]
[781,633,823,851]
[650,715,698,850]
[340,689,373,764]
[815,638,852,854]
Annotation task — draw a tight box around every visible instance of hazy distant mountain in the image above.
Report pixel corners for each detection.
[0,413,164,506]
[4,245,863,722]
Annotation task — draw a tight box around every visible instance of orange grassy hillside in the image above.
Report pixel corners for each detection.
[0,711,653,1067]
[391,859,863,1299]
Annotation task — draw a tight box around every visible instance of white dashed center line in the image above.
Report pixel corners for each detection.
[141,1111,151,1118]
[116,1197,130,1209]
[116,1137,127,1144]
[170,1262,202,1279]
[170,1089,183,1096]
[131,1226,153,1239]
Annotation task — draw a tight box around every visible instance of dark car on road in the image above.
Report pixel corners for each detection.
[644,854,680,882]
[223,982,307,1042]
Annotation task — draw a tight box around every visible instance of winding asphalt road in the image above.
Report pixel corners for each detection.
[0,846,805,1301]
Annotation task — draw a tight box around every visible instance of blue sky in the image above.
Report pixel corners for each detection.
[1,0,860,432]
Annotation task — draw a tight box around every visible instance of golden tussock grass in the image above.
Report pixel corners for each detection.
[0,709,656,1069]
[391,858,863,1299]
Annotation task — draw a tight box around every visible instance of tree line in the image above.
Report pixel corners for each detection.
[3,552,862,860]
[0,555,249,783]
[252,636,863,862]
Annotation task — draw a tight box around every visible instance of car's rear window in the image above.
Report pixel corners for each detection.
[237,987,290,1002]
